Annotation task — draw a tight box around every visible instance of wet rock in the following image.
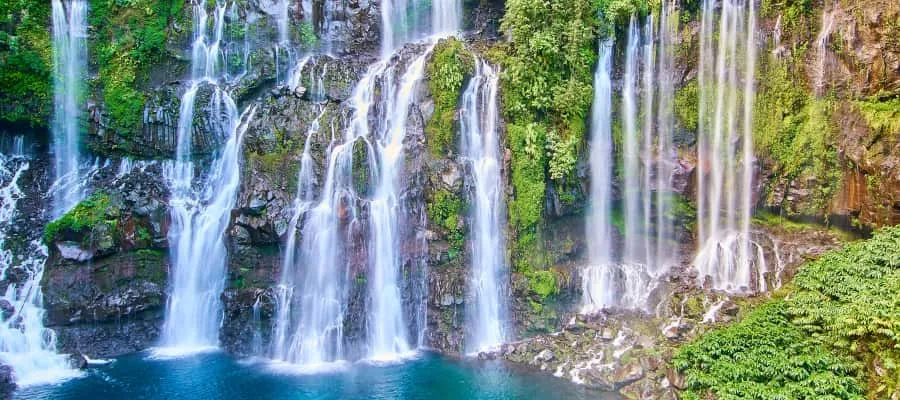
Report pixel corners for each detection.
[0,364,14,399]
[534,349,555,363]
[0,300,13,320]
[68,353,88,370]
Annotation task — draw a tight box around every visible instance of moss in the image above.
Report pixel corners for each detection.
[754,55,840,214]
[673,78,699,132]
[854,95,900,137]
[90,0,183,136]
[425,37,475,157]
[44,192,117,244]
[507,123,548,272]
[248,128,302,194]
[527,269,558,300]
[427,189,465,259]
[0,0,53,126]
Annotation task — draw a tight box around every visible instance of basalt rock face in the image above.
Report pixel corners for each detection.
[219,46,435,355]
[759,0,900,227]
[41,163,171,358]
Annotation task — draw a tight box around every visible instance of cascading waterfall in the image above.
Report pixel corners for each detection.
[51,0,88,217]
[159,1,256,353]
[581,39,615,313]
[814,10,835,97]
[461,60,507,354]
[694,0,764,292]
[0,154,81,386]
[622,16,642,264]
[432,0,462,36]
[367,48,433,361]
[584,7,679,313]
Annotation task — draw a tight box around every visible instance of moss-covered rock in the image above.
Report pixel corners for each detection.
[425,37,475,157]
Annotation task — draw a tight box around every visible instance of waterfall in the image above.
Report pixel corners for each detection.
[367,47,433,361]
[814,10,835,97]
[694,0,764,292]
[0,154,81,386]
[581,39,615,313]
[432,0,462,36]
[159,1,256,354]
[381,0,454,56]
[622,17,642,264]
[51,0,88,217]
[583,6,679,313]
[461,60,507,354]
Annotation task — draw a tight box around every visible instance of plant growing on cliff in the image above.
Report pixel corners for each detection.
[754,55,839,214]
[0,0,53,126]
[44,192,118,244]
[426,189,465,260]
[426,37,475,157]
[90,0,184,136]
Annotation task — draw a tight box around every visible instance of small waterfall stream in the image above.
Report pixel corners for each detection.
[0,154,81,386]
[694,0,764,292]
[159,1,256,354]
[461,60,507,354]
[583,5,679,313]
[50,0,88,217]
[581,39,615,313]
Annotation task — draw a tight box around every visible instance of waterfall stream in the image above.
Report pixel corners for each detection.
[0,155,81,386]
[694,0,764,292]
[461,60,507,354]
[51,0,88,218]
[582,39,615,313]
[159,1,256,354]
[583,5,679,313]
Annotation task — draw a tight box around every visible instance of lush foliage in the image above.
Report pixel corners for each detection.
[855,95,900,137]
[426,38,474,157]
[789,226,900,397]
[676,226,900,399]
[90,0,184,136]
[754,55,839,214]
[426,189,465,260]
[44,192,117,244]
[506,122,548,272]
[675,301,864,400]
[0,0,52,126]
[673,78,699,132]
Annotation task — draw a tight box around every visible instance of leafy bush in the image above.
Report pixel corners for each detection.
[855,95,900,137]
[426,189,465,260]
[675,301,864,400]
[676,226,900,399]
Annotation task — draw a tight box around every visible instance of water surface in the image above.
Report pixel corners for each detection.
[16,352,619,400]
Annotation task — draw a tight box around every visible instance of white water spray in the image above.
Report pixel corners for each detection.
[461,60,507,353]
[694,0,764,292]
[51,0,88,217]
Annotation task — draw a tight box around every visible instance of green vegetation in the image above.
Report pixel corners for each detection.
[426,37,475,157]
[0,0,52,126]
[90,0,185,136]
[497,0,654,311]
[761,0,814,37]
[673,79,699,132]
[675,226,900,399]
[754,55,839,214]
[506,122,548,272]
[426,189,465,260]
[44,192,118,244]
[855,95,900,137]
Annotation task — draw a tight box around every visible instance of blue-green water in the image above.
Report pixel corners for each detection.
[16,352,619,399]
